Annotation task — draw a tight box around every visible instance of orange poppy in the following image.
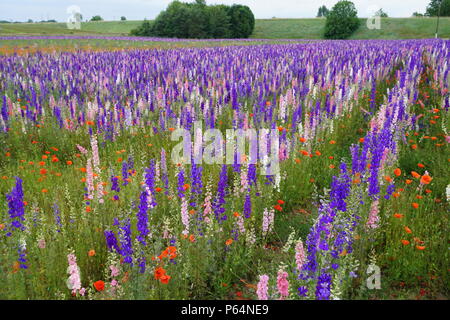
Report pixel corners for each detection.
[416,245,426,250]
[404,226,412,234]
[411,144,417,150]
[66,160,73,165]
[88,250,96,257]
[155,187,162,192]
[401,240,410,246]
[329,140,336,145]
[394,168,401,176]
[277,200,285,205]
[359,138,365,143]
[393,213,404,219]
[411,171,421,179]
[233,212,240,217]
[41,189,48,193]
[405,179,413,185]
[39,168,47,175]
[225,239,233,246]
[417,163,425,168]
[299,137,306,143]
[420,175,432,185]
[412,203,419,209]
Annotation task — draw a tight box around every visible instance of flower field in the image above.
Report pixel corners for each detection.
[0,38,448,300]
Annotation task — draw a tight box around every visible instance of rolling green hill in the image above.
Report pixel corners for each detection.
[0,18,448,39]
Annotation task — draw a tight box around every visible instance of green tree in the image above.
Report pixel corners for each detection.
[317,5,330,17]
[130,1,255,39]
[207,5,231,38]
[130,20,154,36]
[375,8,388,17]
[90,15,103,21]
[426,0,450,16]
[185,0,209,38]
[228,4,255,38]
[120,16,126,21]
[324,1,360,39]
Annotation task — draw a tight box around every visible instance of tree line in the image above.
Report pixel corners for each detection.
[130,0,255,39]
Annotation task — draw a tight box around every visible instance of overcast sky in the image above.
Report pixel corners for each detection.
[0,0,432,22]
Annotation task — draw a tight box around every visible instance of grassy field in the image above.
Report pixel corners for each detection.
[0,18,449,39]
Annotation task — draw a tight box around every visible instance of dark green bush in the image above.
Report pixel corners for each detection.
[90,15,103,22]
[130,0,255,39]
[324,1,360,39]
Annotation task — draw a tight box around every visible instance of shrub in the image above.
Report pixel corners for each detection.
[317,5,330,18]
[130,0,255,39]
[227,4,255,38]
[121,16,127,21]
[90,15,103,22]
[426,0,450,16]
[130,20,154,36]
[324,1,360,39]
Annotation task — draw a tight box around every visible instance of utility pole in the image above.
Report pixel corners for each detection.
[435,0,442,38]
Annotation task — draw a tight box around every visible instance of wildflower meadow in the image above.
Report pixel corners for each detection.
[0,36,449,301]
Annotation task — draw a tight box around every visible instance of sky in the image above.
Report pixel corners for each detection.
[0,0,432,22]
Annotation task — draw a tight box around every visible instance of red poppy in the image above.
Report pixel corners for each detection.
[273,205,282,211]
[154,267,166,280]
[160,274,171,284]
[93,280,105,292]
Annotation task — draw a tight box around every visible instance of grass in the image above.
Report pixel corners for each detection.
[1,18,449,39]
[0,39,303,55]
